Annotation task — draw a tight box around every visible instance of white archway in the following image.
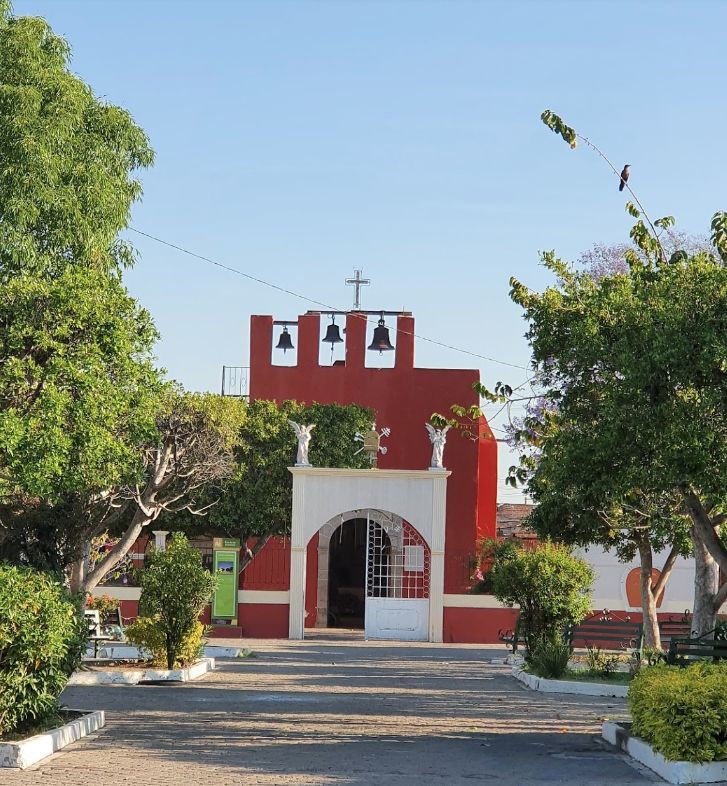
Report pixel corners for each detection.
[315,509,405,628]
[288,467,450,642]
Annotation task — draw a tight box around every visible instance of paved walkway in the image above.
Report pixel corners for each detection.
[1,637,660,785]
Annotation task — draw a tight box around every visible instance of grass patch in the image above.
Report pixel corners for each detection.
[562,669,632,685]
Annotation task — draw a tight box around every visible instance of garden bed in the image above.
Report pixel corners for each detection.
[0,710,105,769]
[511,667,629,697]
[68,657,215,685]
[602,720,727,784]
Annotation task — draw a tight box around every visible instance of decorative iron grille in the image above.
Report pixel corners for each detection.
[366,519,430,600]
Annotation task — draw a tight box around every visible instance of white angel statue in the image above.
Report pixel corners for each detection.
[288,420,316,467]
[425,423,451,469]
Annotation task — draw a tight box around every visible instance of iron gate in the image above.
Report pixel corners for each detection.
[364,514,430,640]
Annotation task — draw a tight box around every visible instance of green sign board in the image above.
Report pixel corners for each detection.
[212,548,239,621]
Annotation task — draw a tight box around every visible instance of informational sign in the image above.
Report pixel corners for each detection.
[212,538,240,626]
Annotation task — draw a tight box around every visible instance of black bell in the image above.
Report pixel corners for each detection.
[275,326,294,353]
[368,316,395,353]
[322,318,343,344]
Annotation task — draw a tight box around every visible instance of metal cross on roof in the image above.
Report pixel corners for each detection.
[345,269,370,311]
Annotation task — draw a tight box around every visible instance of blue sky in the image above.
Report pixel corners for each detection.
[14,0,725,500]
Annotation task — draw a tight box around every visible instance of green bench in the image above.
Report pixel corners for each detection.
[667,637,727,665]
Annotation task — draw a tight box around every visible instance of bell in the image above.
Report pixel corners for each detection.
[322,319,343,344]
[367,316,395,353]
[275,326,294,353]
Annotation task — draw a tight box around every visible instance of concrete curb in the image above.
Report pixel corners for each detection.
[602,720,727,784]
[68,657,215,685]
[100,645,244,659]
[0,710,105,769]
[510,667,629,698]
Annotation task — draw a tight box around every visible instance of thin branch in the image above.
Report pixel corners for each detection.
[576,133,666,263]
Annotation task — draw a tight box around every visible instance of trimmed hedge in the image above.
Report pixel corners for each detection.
[629,662,727,763]
[0,564,87,736]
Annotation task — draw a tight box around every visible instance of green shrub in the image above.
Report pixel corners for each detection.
[530,641,572,679]
[489,541,593,659]
[629,662,727,763]
[584,645,622,678]
[134,533,218,669]
[125,617,205,668]
[0,564,86,736]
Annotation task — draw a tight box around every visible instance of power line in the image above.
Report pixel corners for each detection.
[129,227,528,372]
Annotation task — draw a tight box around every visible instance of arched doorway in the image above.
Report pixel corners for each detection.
[327,518,368,628]
[316,509,430,640]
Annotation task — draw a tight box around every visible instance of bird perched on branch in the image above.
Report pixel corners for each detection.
[619,164,630,192]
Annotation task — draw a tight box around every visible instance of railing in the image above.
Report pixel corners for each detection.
[221,366,249,398]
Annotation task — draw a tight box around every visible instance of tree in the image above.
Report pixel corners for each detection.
[128,533,218,670]
[509,110,727,637]
[488,541,593,659]
[68,391,245,594]
[172,399,374,572]
[0,3,163,500]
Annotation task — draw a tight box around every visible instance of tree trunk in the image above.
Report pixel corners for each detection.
[81,509,150,593]
[68,540,91,595]
[637,540,661,649]
[691,528,719,637]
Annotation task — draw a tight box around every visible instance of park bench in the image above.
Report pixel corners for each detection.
[666,636,727,665]
[99,606,127,642]
[564,617,644,658]
[657,616,693,647]
[84,610,113,658]
[498,627,526,653]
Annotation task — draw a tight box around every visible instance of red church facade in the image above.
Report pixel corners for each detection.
[236,309,504,642]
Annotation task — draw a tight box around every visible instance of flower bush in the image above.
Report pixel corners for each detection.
[86,594,120,619]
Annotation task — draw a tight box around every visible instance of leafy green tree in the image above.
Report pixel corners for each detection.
[0,2,162,499]
[505,110,727,637]
[173,399,374,571]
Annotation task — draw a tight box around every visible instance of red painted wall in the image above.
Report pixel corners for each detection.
[443,607,519,644]
[249,311,498,599]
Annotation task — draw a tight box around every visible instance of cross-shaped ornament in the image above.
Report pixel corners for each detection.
[345,269,370,311]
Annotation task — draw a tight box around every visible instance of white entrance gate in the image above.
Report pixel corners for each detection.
[288,467,450,642]
[365,516,430,640]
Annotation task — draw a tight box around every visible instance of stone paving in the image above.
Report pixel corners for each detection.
[0,635,662,785]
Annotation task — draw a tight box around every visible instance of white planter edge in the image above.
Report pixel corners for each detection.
[510,667,629,698]
[0,710,105,770]
[100,645,243,659]
[68,657,215,686]
[602,720,727,784]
